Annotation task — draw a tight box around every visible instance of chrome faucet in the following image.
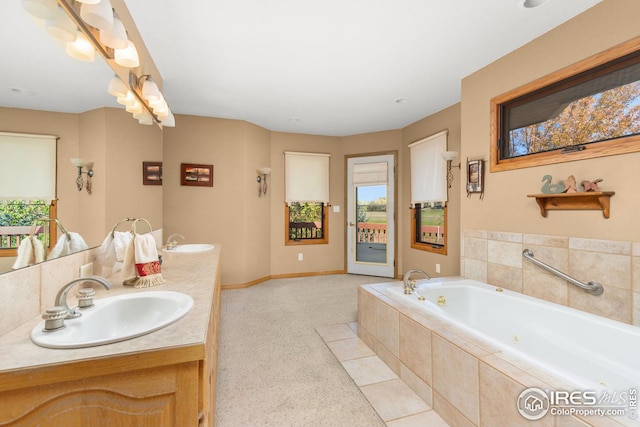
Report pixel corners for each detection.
[55,276,112,319]
[165,233,185,250]
[403,269,430,298]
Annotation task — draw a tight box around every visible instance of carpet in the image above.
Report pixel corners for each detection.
[215,274,388,426]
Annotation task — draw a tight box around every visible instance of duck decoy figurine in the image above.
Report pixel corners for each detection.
[540,175,566,194]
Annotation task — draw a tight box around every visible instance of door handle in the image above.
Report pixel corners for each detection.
[349,222,355,227]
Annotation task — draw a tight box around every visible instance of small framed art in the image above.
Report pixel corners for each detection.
[181,163,214,187]
[466,159,483,194]
[143,162,162,185]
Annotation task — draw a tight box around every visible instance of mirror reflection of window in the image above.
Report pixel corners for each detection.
[0,132,57,263]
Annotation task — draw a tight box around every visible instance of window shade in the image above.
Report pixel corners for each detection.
[0,132,57,202]
[285,151,330,204]
[352,162,388,186]
[409,130,447,205]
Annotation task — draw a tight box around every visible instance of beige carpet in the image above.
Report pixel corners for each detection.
[215,274,388,426]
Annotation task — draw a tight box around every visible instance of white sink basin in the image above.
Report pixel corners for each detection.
[30,291,194,349]
[164,243,214,253]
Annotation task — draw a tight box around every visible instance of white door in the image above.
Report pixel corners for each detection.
[347,154,395,277]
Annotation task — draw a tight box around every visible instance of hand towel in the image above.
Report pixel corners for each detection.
[122,233,165,288]
[48,232,88,259]
[12,236,45,269]
[97,230,131,271]
[48,233,69,259]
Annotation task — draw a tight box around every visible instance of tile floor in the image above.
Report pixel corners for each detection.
[317,322,450,427]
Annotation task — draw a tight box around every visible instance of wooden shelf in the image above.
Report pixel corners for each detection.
[527,192,615,218]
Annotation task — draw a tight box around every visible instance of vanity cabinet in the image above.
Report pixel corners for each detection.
[0,247,221,427]
[0,358,200,426]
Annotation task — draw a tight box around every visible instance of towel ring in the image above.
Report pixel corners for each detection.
[109,217,138,237]
[131,218,153,235]
[31,218,70,239]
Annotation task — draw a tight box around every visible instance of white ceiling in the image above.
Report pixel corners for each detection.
[2,0,602,136]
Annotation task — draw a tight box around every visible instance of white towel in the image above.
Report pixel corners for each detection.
[12,236,45,269]
[48,232,89,259]
[122,233,165,288]
[97,230,132,272]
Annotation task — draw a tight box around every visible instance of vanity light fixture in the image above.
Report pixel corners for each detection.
[71,158,94,194]
[79,0,113,30]
[45,6,77,42]
[140,75,162,101]
[107,74,128,98]
[24,0,173,128]
[65,31,95,62]
[441,151,460,189]
[21,0,58,20]
[114,39,140,68]
[256,167,271,196]
[99,15,128,49]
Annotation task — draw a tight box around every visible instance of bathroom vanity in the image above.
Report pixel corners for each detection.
[0,246,221,426]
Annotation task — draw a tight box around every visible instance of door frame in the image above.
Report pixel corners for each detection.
[344,151,398,278]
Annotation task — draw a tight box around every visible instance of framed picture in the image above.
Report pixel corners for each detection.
[181,163,214,187]
[466,159,483,194]
[143,162,162,185]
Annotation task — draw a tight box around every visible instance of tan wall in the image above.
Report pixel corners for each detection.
[460,0,640,241]
[104,108,163,240]
[269,132,344,276]
[402,104,462,278]
[0,107,81,238]
[77,109,107,247]
[162,115,271,285]
[0,107,163,261]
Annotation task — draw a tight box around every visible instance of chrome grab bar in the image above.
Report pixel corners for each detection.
[522,249,604,296]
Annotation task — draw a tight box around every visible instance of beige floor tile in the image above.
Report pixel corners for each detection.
[326,337,375,361]
[316,323,358,342]
[341,355,398,386]
[360,379,430,421]
[386,410,450,427]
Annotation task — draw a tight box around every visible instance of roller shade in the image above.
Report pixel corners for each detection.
[0,132,57,202]
[409,130,447,205]
[285,151,330,204]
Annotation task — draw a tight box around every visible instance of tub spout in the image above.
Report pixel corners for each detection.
[403,269,430,298]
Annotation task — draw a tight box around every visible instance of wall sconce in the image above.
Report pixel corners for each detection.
[441,151,460,189]
[71,158,94,194]
[256,167,271,196]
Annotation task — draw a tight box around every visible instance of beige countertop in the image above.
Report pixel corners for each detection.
[0,245,220,378]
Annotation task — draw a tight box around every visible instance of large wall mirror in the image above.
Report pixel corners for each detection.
[0,2,121,274]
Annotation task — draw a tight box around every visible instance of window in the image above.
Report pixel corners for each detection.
[286,202,328,245]
[411,202,447,255]
[491,37,640,171]
[0,200,57,256]
[409,130,448,254]
[284,151,330,245]
[0,132,58,256]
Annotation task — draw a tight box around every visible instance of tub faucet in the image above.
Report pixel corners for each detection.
[55,276,112,319]
[165,233,185,250]
[403,269,430,295]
